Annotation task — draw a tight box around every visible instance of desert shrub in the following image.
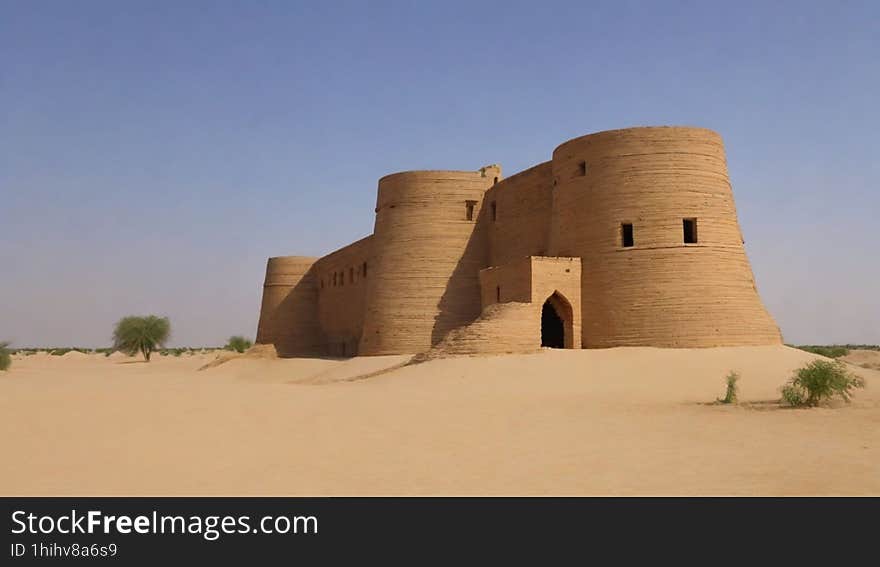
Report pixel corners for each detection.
[158,347,186,357]
[225,336,253,354]
[0,341,11,371]
[717,371,739,404]
[793,345,850,358]
[780,360,865,407]
[112,315,171,362]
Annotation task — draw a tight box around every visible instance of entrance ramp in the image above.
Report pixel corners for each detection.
[426,302,541,357]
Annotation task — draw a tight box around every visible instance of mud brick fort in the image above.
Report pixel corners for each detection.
[256,126,782,357]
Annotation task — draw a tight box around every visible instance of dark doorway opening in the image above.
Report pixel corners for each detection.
[541,300,565,348]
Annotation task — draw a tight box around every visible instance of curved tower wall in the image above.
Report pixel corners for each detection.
[549,126,781,347]
[358,167,500,355]
[255,256,322,356]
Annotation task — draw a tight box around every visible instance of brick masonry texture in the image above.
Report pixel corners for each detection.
[256,126,782,356]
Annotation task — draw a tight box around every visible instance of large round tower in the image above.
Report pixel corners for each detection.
[358,167,500,355]
[255,256,322,356]
[549,126,781,347]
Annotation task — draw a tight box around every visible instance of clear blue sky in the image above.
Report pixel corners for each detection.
[1,0,877,347]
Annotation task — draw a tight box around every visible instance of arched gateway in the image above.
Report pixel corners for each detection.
[541,292,573,349]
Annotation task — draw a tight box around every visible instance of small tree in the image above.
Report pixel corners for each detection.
[717,370,739,404]
[0,341,11,371]
[225,336,253,353]
[780,359,865,407]
[112,316,171,362]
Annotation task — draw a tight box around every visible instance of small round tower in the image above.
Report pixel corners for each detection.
[549,126,781,347]
[358,167,500,355]
[255,256,321,356]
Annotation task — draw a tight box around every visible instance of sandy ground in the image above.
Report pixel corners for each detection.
[842,349,880,371]
[1,346,877,495]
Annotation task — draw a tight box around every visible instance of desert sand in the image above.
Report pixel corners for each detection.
[842,349,880,371]
[1,346,877,495]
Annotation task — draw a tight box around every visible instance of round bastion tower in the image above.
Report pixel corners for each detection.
[255,256,322,356]
[549,126,782,347]
[358,167,501,355]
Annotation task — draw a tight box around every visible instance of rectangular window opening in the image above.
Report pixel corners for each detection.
[491,201,497,222]
[349,267,354,283]
[621,223,634,247]
[683,218,698,244]
[496,285,501,303]
[362,262,367,277]
[465,200,477,221]
[578,160,587,176]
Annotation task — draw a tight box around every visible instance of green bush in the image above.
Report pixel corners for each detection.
[717,371,740,404]
[780,360,865,407]
[0,341,11,371]
[793,345,849,358]
[225,336,253,354]
[112,315,171,362]
[158,347,187,357]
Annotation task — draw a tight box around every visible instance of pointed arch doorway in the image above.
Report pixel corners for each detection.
[541,291,574,349]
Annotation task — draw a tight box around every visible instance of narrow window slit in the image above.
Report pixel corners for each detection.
[621,223,634,247]
[683,218,698,243]
[465,200,477,221]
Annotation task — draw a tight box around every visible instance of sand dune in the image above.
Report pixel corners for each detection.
[0,346,877,495]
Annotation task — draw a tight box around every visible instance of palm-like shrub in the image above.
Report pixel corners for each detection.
[112,316,170,362]
[780,359,865,407]
[225,336,253,353]
[0,341,11,371]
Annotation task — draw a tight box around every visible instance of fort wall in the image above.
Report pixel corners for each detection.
[483,161,553,267]
[313,235,373,356]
